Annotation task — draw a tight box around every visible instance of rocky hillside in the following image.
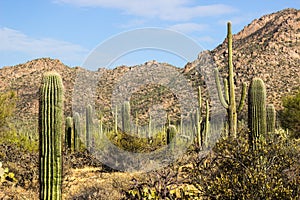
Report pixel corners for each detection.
[212,8,300,109]
[0,8,299,124]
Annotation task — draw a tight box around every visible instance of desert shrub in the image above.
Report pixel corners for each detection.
[0,161,17,186]
[123,158,195,200]
[279,89,300,138]
[189,129,300,199]
[0,91,17,130]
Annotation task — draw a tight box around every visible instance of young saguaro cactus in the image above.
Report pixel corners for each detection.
[39,71,64,200]
[73,112,81,151]
[266,104,276,133]
[214,22,247,138]
[248,78,267,148]
[65,117,74,152]
[86,104,94,151]
[166,125,177,149]
[122,101,131,133]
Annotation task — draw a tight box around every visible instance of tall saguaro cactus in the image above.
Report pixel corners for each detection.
[248,78,266,148]
[215,22,247,137]
[39,72,63,200]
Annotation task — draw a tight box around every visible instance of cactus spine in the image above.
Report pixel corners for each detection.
[122,101,131,133]
[65,116,74,152]
[266,104,276,133]
[248,78,266,148]
[215,22,247,137]
[39,72,63,200]
[73,112,81,151]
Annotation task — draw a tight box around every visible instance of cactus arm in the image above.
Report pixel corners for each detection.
[237,82,247,112]
[223,78,229,103]
[214,68,229,109]
[198,86,202,116]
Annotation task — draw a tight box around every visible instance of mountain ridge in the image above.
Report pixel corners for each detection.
[0,8,299,123]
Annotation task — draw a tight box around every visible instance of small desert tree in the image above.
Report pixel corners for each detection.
[0,91,17,130]
[279,89,300,138]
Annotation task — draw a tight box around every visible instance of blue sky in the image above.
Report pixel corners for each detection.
[0,0,299,69]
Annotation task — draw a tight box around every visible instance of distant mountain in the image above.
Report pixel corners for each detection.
[212,8,300,109]
[0,8,299,124]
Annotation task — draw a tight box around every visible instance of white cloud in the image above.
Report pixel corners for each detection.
[55,0,236,21]
[168,23,207,34]
[0,27,89,63]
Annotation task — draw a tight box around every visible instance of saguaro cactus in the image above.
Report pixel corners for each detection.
[122,101,131,133]
[215,22,247,137]
[166,125,177,149]
[73,112,81,151]
[39,71,63,200]
[86,104,93,151]
[204,100,210,148]
[266,104,276,133]
[65,117,74,152]
[248,78,266,147]
[196,86,203,148]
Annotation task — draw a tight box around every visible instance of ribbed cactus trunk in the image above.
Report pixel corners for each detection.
[65,116,74,152]
[215,22,247,138]
[204,100,210,148]
[122,101,131,133]
[196,86,203,148]
[39,72,63,200]
[86,104,93,151]
[73,112,81,151]
[248,78,266,148]
[166,125,177,150]
[266,104,276,133]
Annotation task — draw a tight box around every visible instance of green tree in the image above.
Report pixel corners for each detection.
[279,89,300,138]
[0,91,17,130]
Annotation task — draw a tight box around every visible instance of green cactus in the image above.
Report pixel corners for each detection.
[196,86,210,149]
[148,114,152,138]
[122,101,131,133]
[248,78,267,148]
[215,22,247,138]
[39,71,63,200]
[166,125,177,149]
[73,112,81,151]
[266,104,276,133]
[204,100,210,148]
[135,111,139,136]
[65,116,74,152]
[86,104,94,151]
[196,108,202,148]
[114,105,118,134]
[196,86,203,148]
